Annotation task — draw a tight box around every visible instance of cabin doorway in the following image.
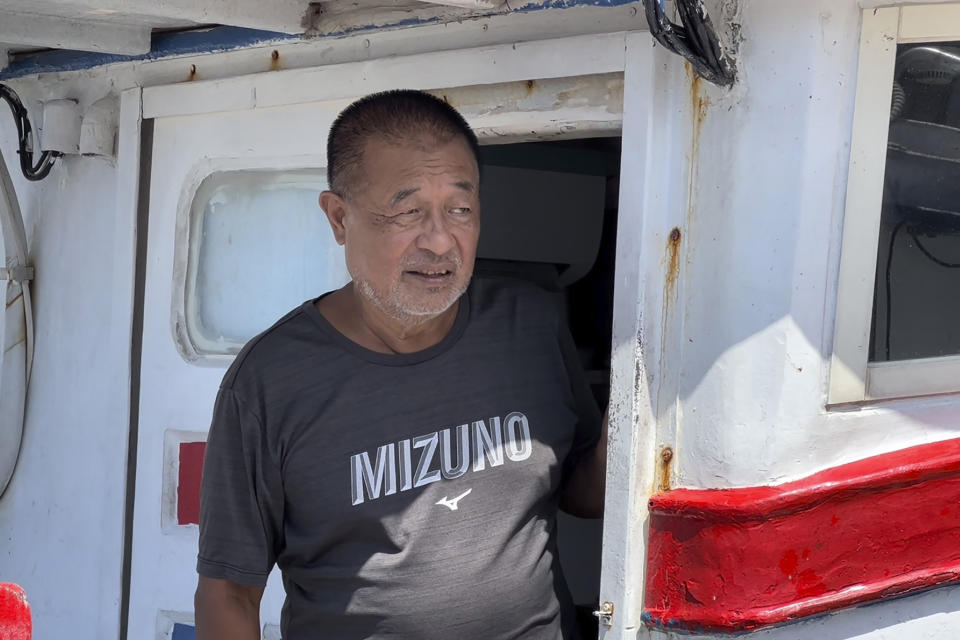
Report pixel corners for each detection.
[476,136,621,639]
[123,34,642,636]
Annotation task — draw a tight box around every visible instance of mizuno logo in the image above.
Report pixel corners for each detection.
[349,412,533,506]
[436,488,472,511]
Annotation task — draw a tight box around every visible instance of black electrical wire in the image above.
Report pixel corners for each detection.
[910,229,960,268]
[0,84,61,181]
[884,224,960,360]
[884,221,907,360]
[642,0,736,87]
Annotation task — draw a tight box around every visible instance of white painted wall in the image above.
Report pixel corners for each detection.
[0,93,131,640]
[670,0,960,492]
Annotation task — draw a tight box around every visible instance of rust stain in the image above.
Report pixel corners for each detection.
[689,66,709,150]
[270,50,281,72]
[686,61,709,228]
[657,63,709,359]
[658,228,682,412]
[665,227,682,299]
[525,79,536,96]
[188,64,197,81]
[657,447,674,492]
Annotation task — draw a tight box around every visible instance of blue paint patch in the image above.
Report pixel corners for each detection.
[171,622,197,640]
[0,0,639,80]
[526,0,635,10]
[0,26,295,80]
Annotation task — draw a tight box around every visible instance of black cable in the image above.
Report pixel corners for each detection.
[0,84,61,181]
[909,229,960,268]
[642,0,736,87]
[884,224,960,360]
[885,221,907,360]
[676,0,719,69]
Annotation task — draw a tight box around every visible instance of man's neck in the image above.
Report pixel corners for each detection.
[316,283,460,355]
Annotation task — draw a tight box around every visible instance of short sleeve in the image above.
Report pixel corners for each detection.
[197,388,284,587]
[557,316,603,481]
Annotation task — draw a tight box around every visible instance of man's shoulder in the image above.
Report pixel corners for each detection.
[220,299,334,393]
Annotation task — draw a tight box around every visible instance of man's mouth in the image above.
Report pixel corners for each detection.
[404,268,454,283]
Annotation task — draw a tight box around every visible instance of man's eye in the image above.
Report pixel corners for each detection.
[450,207,472,215]
[392,209,420,219]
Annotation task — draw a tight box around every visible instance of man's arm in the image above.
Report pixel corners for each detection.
[194,576,264,640]
[560,410,608,519]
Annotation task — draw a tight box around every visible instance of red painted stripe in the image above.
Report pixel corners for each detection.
[0,583,31,640]
[177,442,206,526]
[644,438,960,633]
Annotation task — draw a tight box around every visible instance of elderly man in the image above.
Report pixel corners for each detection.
[195,90,607,640]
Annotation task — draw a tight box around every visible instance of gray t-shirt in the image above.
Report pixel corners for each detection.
[197,276,602,639]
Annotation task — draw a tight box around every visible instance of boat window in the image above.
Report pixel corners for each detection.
[184,169,349,356]
[869,42,960,363]
[830,4,960,404]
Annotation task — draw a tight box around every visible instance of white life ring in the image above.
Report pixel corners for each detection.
[0,146,33,499]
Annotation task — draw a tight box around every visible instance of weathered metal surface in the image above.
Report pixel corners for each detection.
[433,73,624,142]
[0,0,642,80]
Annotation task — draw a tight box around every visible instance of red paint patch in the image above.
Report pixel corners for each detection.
[779,550,798,576]
[645,437,960,633]
[0,583,31,640]
[177,442,206,526]
[796,569,827,598]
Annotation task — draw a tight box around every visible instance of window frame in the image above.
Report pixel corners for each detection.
[829,4,960,405]
[171,154,329,364]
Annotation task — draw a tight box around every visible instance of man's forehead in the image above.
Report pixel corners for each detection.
[390,180,475,205]
[362,133,473,160]
[359,136,478,179]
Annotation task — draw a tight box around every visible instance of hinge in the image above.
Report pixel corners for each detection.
[593,601,615,627]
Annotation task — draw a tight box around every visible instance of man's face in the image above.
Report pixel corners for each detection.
[322,134,481,323]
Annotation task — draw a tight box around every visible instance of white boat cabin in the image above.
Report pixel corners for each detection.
[1,0,960,639]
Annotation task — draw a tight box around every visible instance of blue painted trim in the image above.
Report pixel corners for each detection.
[0,0,637,80]
[170,622,197,640]
[0,26,295,80]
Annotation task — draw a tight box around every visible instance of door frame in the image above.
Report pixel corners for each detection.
[116,31,675,639]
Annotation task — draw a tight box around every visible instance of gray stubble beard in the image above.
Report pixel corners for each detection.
[355,273,470,327]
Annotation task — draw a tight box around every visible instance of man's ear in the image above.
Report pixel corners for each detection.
[319,191,348,246]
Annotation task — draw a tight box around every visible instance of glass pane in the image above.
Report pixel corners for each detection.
[186,169,350,355]
[870,42,960,362]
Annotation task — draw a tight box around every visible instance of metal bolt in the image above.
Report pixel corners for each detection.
[593,601,615,627]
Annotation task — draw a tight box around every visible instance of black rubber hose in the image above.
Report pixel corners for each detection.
[0,84,61,181]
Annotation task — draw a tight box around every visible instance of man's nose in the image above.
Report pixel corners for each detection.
[416,208,456,256]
